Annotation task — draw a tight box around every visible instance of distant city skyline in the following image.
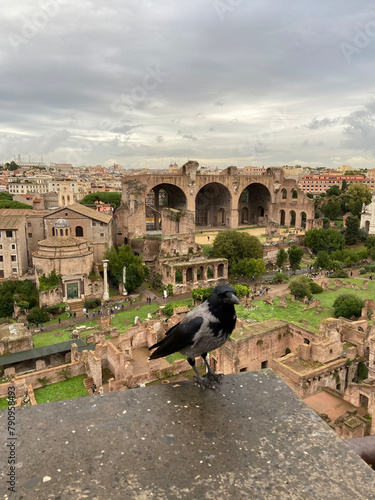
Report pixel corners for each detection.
[1,1,375,170]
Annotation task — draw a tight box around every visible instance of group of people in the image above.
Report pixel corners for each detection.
[91,383,104,397]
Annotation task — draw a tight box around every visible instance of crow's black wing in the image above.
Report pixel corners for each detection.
[149,316,204,359]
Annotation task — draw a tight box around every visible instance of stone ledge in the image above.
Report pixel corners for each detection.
[1,370,375,499]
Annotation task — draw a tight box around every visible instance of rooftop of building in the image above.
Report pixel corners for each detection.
[49,203,112,223]
[230,318,288,342]
[3,371,375,499]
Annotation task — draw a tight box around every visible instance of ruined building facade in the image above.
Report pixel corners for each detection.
[116,162,314,243]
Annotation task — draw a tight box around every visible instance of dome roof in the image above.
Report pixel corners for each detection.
[54,218,70,228]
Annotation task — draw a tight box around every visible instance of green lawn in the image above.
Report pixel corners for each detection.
[34,375,88,404]
[32,299,193,348]
[239,278,375,330]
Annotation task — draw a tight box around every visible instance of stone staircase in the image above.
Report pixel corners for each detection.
[67,299,85,316]
[84,377,94,391]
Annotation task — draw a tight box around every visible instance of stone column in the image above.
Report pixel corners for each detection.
[193,267,198,283]
[182,269,187,284]
[202,266,207,281]
[214,266,218,279]
[102,260,109,300]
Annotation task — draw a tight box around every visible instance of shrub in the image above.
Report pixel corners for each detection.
[329,270,348,279]
[333,294,364,319]
[167,284,173,296]
[288,276,312,300]
[37,377,51,387]
[370,264,375,273]
[273,272,288,283]
[44,305,63,316]
[359,267,366,275]
[357,362,369,382]
[84,298,101,310]
[162,303,189,317]
[233,283,250,298]
[27,307,50,324]
[57,367,71,380]
[191,287,214,302]
[38,269,61,292]
[309,282,323,294]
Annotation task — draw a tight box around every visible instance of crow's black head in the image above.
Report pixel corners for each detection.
[209,284,240,305]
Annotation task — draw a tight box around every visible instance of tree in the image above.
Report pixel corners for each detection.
[365,235,375,252]
[27,307,50,324]
[5,161,19,171]
[276,248,288,269]
[333,294,364,319]
[288,275,312,300]
[0,280,38,318]
[212,230,262,270]
[345,183,372,216]
[104,244,148,293]
[321,200,341,220]
[326,185,341,196]
[344,214,360,245]
[341,179,348,192]
[80,192,121,208]
[0,192,33,210]
[231,258,266,279]
[287,245,304,273]
[314,251,332,270]
[304,228,345,254]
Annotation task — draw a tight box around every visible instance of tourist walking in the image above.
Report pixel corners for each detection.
[98,386,104,398]
[91,383,97,395]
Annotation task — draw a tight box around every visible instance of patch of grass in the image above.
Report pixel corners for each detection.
[0,397,9,410]
[34,375,88,404]
[166,352,186,364]
[236,278,375,330]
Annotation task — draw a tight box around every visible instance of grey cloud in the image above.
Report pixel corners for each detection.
[0,0,375,168]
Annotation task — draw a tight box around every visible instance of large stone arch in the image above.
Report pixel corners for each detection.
[238,183,272,225]
[146,183,187,230]
[195,182,232,227]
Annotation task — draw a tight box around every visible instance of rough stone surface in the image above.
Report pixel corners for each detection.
[1,371,375,499]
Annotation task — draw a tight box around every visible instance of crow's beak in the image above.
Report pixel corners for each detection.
[224,292,240,305]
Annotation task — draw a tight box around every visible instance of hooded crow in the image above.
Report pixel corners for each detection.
[149,284,240,389]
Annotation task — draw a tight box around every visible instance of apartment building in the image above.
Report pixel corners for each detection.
[298,173,366,195]
[0,216,28,279]
[8,176,52,195]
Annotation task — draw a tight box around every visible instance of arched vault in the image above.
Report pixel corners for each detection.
[238,183,271,225]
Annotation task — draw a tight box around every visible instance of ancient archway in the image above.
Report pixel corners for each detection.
[241,207,249,224]
[75,226,83,237]
[301,212,307,228]
[280,210,285,226]
[146,183,187,231]
[290,210,296,227]
[195,182,231,227]
[238,183,271,225]
[365,220,370,231]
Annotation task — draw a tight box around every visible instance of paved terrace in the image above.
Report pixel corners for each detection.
[1,371,374,499]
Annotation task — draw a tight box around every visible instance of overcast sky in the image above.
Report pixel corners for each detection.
[1,0,375,170]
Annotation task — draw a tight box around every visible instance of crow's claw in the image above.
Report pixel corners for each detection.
[206,372,223,383]
[194,376,219,390]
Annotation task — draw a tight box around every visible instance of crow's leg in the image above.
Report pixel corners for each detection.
[201,353,223,383]
[187,357,218,390]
